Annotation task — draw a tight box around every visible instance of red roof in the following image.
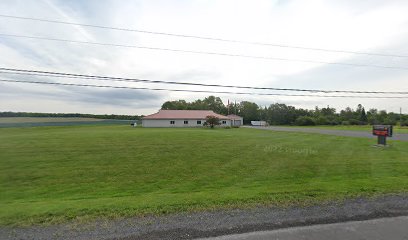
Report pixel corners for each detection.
[143,110,230,120]
[227,114,243,120]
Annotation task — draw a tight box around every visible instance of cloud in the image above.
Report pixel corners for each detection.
[68,87,163,107]
[1,0,408,114]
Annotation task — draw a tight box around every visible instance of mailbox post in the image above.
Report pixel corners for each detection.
[372,125,393,146]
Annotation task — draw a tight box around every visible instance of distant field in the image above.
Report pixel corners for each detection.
[284,125,408,134]
[0,117,133,128]
[0,125,407,225]
[0,117,104,123]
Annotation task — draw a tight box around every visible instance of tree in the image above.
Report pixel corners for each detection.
[161,96,227,114]
[320,106,336,116]
[340,107,354,121]
[378,110,388,124]
[161,100,188,110]
[239,101,259,124]
[157,96,408,127]
[367,108,379,124]
[227,101,241,115]
[202,96,227,114]
[267,103,297,125]
[360,107,368,123]
[205,115,220,128]
[356,104,363,115]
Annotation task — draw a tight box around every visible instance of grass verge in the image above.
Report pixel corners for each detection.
[282,125,408,134]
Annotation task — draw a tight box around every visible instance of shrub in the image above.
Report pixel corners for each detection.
[315,116,329,125]
[383,121,397,125]
[400,120,408,127]
[205,115,220,128]
[341,121,350,125]
[349,119,364,125]
[383,118,397,126]
[224,126,232,129]
[295,116,316,126]
[328,119,340,125]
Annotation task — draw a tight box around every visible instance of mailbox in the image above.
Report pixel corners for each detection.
[372,125,393,145]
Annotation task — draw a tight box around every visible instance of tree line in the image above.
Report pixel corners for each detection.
[161,96,408,126]
[2,96,406,126]
[0,111,142,120]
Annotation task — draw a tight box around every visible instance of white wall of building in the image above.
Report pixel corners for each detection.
[231,118,243,126]
[142,119,231,127]
[220,119,231,126]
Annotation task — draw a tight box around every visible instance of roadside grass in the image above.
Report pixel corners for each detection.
[280,125,408,134]
[1,125,407,226]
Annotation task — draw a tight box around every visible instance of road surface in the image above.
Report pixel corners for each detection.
[245,126,408,141]
[200,216,408,240]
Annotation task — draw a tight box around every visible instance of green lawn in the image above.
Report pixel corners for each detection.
[283,125,408,134]
[1,125,407,225]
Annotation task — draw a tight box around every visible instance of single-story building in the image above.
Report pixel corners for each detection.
[227,114,243,126]
[142,110,243,127]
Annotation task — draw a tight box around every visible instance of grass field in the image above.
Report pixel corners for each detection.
[1,125,407,226]
[0,117,104,123]
[289,125,408,134]
[0,117,132,128]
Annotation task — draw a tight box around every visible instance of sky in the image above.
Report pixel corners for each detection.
[0,0,408,115]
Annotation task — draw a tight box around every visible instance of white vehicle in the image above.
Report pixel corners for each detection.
[251,121,267,126]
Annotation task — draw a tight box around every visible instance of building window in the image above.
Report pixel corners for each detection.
[170,120,175,125]
[197,120,201,124]
[222,120,227,124]
[184,120,189,124]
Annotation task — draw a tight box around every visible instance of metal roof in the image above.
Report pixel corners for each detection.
[227,114,243,120]
[143,110,230,120]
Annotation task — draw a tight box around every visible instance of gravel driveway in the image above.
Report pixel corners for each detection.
[245,126,408,141]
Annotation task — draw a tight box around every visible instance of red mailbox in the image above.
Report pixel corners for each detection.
[372,125,393,145]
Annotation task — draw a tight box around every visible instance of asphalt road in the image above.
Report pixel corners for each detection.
[199,216,408,240]
[245,126,408,141]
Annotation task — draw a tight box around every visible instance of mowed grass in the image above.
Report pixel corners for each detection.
[288,125,408,134]
[1,125,408,226]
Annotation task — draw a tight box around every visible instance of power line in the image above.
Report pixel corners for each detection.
[0,14,407,58]
[1,67,408,94]
[1,33,408,71]
[1,78,408,98]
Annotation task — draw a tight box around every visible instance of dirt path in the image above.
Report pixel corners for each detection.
[245,126,408,141]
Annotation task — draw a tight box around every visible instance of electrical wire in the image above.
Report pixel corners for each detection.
[1,14,407,58]
[2,33,408,70]
[1,67,407,94]
[1,78,408,98]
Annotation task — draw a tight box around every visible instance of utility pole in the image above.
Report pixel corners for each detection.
[227,99,230,115]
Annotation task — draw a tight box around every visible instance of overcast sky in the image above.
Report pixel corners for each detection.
[0,0,408,115]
